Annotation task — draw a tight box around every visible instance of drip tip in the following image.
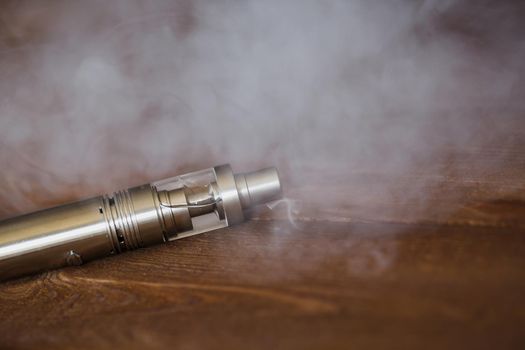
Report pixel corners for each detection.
[214,164,283,225]
[234,167,282,209]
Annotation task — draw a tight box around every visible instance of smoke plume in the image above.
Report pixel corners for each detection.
[0,0,524,274]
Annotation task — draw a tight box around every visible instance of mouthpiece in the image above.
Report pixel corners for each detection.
[0,164,282,281]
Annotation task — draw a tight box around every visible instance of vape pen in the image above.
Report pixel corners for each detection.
[0,164,281,280]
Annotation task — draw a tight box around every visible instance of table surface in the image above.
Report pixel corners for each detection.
[1,137,524,350]
[1,1,525,349]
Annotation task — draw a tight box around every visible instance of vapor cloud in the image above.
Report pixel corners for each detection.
[0,0,523,273]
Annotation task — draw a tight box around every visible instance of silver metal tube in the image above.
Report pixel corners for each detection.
[0,164,282,281]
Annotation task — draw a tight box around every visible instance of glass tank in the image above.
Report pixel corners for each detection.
[152,167,228,241]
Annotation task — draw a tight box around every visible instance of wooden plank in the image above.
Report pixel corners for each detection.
[0,218,524,349]
[0,1,524,348]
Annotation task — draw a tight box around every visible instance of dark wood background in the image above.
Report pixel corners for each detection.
[1,1,525,349]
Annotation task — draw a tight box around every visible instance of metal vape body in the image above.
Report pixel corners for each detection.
[0,165,281,281]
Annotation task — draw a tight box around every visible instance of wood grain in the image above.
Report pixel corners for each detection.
[1,151,525,349]
[1,1,525,349]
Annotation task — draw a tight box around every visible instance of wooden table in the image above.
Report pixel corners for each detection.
[1,140,524,349]
[1,1,525,349]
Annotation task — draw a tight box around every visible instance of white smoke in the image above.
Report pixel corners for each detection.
[0,0,523,274]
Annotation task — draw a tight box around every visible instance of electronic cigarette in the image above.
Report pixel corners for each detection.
[0,164,282,281]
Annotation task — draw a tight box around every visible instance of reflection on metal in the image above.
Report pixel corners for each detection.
[0,164,282,281]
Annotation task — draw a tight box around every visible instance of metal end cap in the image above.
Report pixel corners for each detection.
[234,167,282,209]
